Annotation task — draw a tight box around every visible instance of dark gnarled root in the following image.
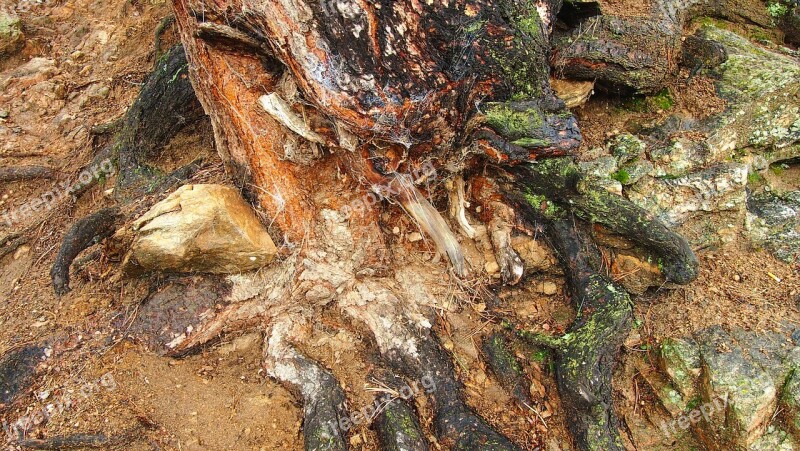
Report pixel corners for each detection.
[481,333,533,408]
[13,430,137,450]
[0,165,57,182]
[504,158,698,284]
[0,345,46,412]
[496,157,700,449]
[385,330,519,450]
[50,207,122,296]
[374,397,429,451]
[112,44,206,202]
[527,217,632,451]
[264,322,349,451]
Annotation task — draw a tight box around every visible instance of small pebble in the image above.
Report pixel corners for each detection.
[407,232,423,243]
[733,274,741,282]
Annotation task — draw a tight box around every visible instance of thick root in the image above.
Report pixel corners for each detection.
[503,158,698,284]
[536,218,631,451]
[0,166,56,182]
[50,207,122,295]
[481,333,533,408]
[374,397,430,451]
[264,321,349,451]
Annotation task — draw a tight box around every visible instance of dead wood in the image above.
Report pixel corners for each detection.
[0,166,57,182]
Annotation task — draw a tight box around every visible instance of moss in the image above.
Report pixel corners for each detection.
[747,171,765,185]
[512,137,549,148]
[611,169,631,184]
[650,88,674,110]
[484,103,543,139]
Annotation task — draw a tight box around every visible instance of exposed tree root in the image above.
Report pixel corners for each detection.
[482,333,533,408]
[264,321,349,451]
[111,44,205,201]
[50,207,122,295]
[374,397,430,451]
[0,166,56,182]
[503,158,698,284]
[552,0,773,93]
[0,345,45,412]
[13,430,137,449]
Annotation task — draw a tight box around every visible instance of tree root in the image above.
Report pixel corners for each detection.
[13,430,137,449]
[481,333,533,408]
[0,166,57,182]
[504,158,698,284]
[552,0,773,93]
[50,207,122,296]
[374,397,429,451]
[264,321,349,451]
[494,157,699,449]
[111,44,205,202]
[0,345,46,412]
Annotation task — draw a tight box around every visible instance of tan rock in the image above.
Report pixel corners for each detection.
[610,252,664,295]
[551,78,595,109]
[124,184,277,274]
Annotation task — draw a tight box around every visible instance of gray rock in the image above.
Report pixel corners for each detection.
[617,158,653,186]
[695,326,777,449]
[746,190,800,263]
[608,133,646,164]
[748,426,794,451]
[124,184,278,275]
[659,337,701,400]
[628,163,749,226]
[0,9,23,58]
[578,155,618,179]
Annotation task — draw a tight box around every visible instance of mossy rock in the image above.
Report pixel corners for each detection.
[0,9,23,57]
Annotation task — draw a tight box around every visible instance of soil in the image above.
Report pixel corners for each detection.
[0,1,798,450]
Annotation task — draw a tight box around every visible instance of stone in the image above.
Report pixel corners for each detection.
[745,190,800,263]
[578,155,617,179]
[748,427,794,451]
[124,184,278,275]
[0,9,23,57]
[610,252,664,295]
[628,163,749,226]
[659,337,701,400]
[617,158,653,186]
[550,78,594,109]
[608,133,646,164]
[695,326,777,449]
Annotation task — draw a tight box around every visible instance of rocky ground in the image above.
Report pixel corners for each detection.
[0,1,799,450]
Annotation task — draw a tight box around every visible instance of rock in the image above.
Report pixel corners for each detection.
[0,9,23,58]
[551,78,594,109]
[745,190,800,263]
[407,232,423,243]
[536,281,558,296]
[511,235,557,273]
[628,163,749,226]
[698,26,800,167]
[608,133,646,164]
[695,326,777,449]
[748,427,794,451]
[578,155,617,179]
[781,367,800,442]
[124,184,278,275]
[617,159,653,186]
[659,337,701,400]
[610,252,664,295]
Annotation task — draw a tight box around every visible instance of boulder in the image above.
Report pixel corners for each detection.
[627,163,749,226]
[659,337,701,400]
[0,9,23,57]
[695,326,777,449]
[746,190,800,263]
[124,184,278,275]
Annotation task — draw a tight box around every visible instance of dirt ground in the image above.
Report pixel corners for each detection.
[1,1,799,450]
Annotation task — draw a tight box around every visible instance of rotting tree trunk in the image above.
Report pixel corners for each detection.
[155,0,701,449]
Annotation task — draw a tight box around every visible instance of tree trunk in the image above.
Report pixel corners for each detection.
[158,0,700,449]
